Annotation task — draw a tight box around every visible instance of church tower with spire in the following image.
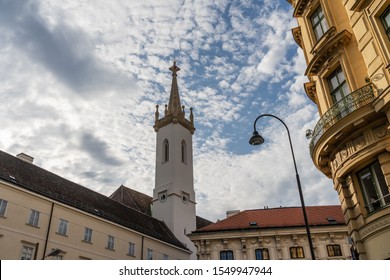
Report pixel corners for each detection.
[153,62,196,258]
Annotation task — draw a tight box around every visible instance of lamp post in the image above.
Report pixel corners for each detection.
[249,114,316,260]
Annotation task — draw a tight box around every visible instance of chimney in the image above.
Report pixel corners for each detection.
[226,210,240,218]
[17,153,34,164]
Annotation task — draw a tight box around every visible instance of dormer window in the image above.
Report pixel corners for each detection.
[311,6,329,41]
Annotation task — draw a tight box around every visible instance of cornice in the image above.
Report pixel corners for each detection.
[305,29,352,77]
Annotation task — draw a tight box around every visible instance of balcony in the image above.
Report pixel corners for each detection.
[309,84,375,156]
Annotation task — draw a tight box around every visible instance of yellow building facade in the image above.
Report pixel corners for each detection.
[289,0,390,259]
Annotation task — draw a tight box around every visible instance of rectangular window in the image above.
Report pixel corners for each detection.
[21,245,35,260]
[290,247,305,259]
[163,254,169,260]
[84,228,93,243]
[128,242,135,256]
[147,249,153,260]
[328,67,350,104]
[220,250,234,260]
[327,244,342,257]
[28,209,40,227]
[107,235,115,250]
[311,6,329,40]
[57,219,68,235]
[381,5,390,40]
[255,248,270,260]
[359,161,390,213]
[0,199,8,217]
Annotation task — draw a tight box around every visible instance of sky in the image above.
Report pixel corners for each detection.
[0,0,340,222]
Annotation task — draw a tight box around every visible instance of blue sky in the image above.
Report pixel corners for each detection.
[0,0,339,222]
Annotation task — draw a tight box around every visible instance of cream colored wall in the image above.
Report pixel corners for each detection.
[0,181,190,260]
[291,0,390,260]
[191,226,351,260]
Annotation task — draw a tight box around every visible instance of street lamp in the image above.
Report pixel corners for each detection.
[249,114,316,260]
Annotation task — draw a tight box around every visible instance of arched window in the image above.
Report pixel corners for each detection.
[181,140,187,163]
[163,139,169,163]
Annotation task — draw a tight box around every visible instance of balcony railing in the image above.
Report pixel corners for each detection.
[309,84,375,156]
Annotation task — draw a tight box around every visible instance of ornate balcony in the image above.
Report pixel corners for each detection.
[309,84,375,156]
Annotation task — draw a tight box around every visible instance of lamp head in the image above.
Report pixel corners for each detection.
[249,130,264,145]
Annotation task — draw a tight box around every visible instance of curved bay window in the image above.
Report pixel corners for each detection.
[358,161,390,213]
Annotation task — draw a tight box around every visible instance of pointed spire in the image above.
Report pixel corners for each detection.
[153,61,195,134]
[167,61,182,116]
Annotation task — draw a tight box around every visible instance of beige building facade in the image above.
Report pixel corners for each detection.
[0,152,191,260]
[189,206,352,260]
[289,0,390,259]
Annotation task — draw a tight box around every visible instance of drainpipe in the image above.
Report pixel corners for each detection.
[42,202,55,259]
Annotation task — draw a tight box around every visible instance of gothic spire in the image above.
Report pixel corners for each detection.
[167,61,182,116]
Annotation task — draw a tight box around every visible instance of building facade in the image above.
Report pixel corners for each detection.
[189,206,352,260]
[289,0,390,259]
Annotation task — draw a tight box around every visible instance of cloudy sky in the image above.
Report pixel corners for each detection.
[0,0,340,222]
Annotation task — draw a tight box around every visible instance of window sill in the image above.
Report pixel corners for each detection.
[105,247,115,251]
[26,223,40,228]
[56,232,68,237]
[82,240,93,245]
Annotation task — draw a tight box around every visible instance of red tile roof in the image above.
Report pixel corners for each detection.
[195,205,345,232]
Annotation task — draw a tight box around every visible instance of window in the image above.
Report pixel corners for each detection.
[84,228,93,243]
[220,250,234,260]
[107,235,115,250]
[163,139,169,162]
[328,67,350,104]
[381,5,390,40]
[0,199,8,217]
[147,249,153,260]
[57,219,68,235]
[290,247,305,259]
[255,248,270,260]
[310,6,329,40]
[181,140,187,163]
[163,254,169,260]
[358,161,390,213]
[327,244,342,257]
[28,209,40,227]
[128,242,135,256]
[21,245,35,260]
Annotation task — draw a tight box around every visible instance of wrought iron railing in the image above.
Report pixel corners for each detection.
[309,84,375,156]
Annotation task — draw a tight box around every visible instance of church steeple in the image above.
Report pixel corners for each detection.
[153,62,195,134]
[152,61,197,259]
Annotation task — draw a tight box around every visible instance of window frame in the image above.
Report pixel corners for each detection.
[181,140,187,164]
[27,209,40,227]
[147,248,153,260]
[0,199,8,217]
[83,227,93,243]
[381,5,390,40]
[128,242,136,256]
[327,244,343,257]
[255,248,270,260]
[107,235,115,250]
[57,219,69,236]
[21,245,35,260]
[358,161,390,213]
[290,246,305,259]
[220,250,234,260]
[310,5,329,41]
[327,66,350,104]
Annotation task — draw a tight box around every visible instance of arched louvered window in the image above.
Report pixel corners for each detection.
[163,139,169,163]
[181,140,187,163]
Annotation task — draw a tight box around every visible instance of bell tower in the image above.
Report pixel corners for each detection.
[152,62,196,259]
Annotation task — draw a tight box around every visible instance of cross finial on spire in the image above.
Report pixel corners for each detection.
[169,61,180,76]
